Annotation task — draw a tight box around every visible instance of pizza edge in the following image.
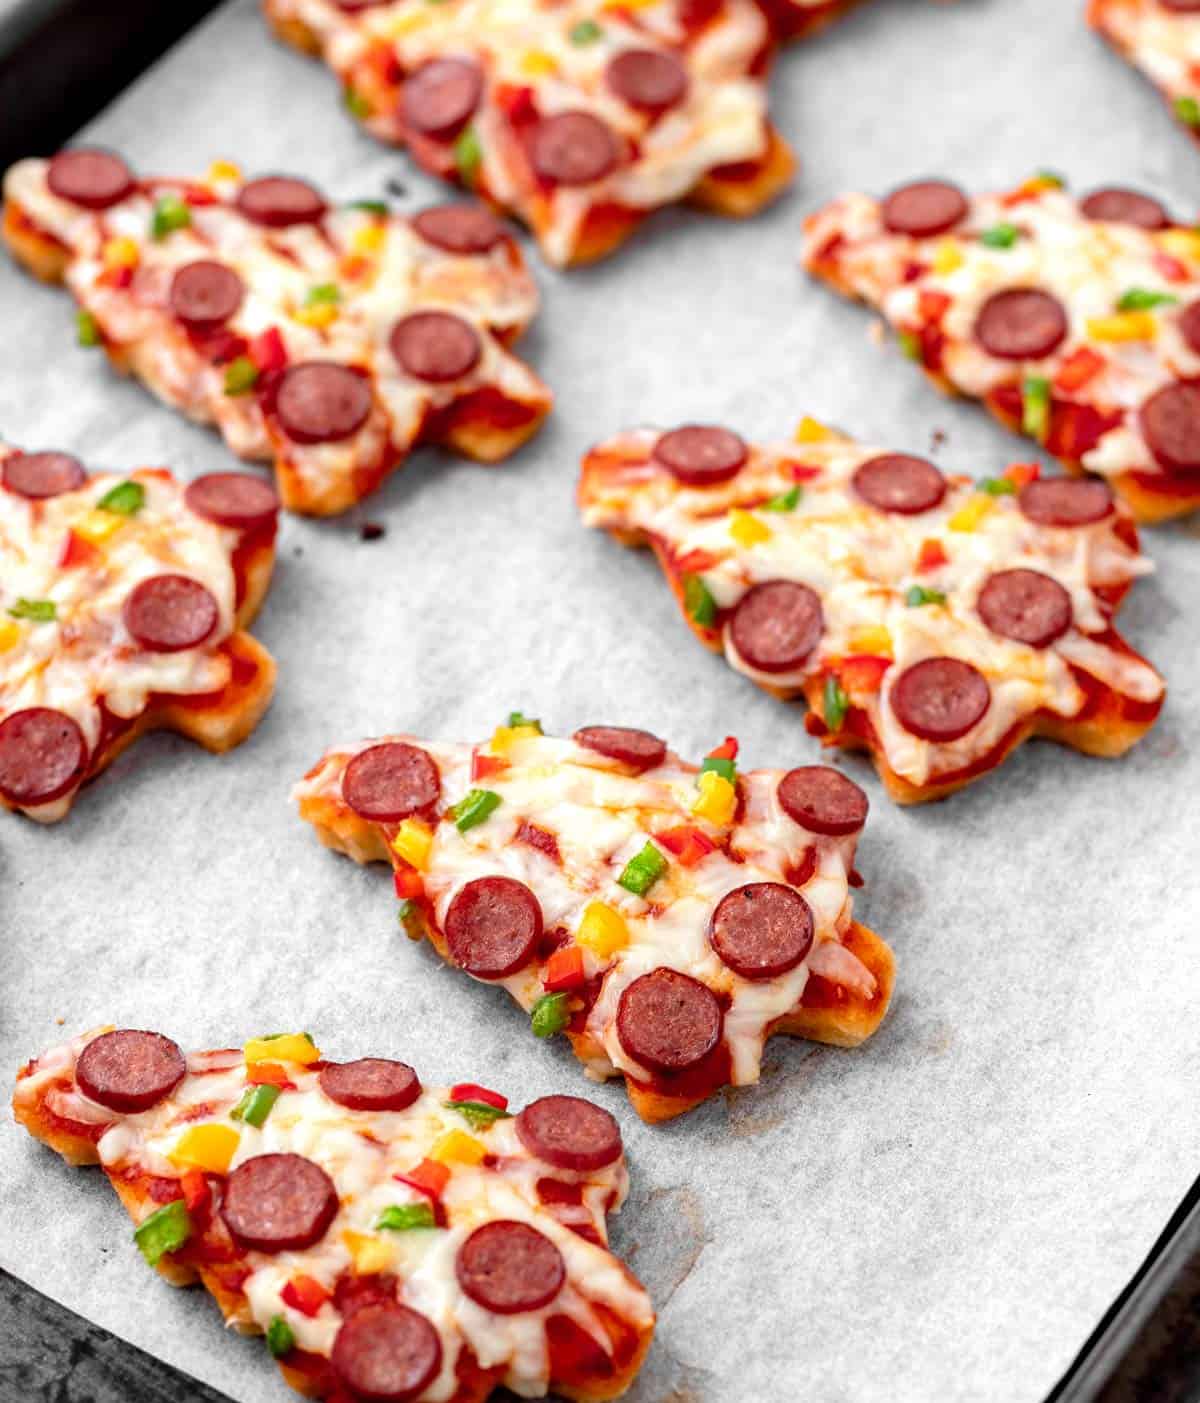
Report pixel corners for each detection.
[1087,0,1200,150]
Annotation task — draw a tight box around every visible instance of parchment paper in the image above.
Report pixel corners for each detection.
[1,1,1198,1399]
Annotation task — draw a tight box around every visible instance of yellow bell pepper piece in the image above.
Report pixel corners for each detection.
[392,819,433,872]
[351,224,386,257]
[576,902,629,958]
[430,1129,486,1165]
[0,620,23,653]
[489,723,540,756]
[728,509,771,548]
[794,415,834,444]
[848,625,893,657]
[102,237,140,271]
[519,50,558,77]
[168,1123,240,1175]
[1086,312,1157,343]
[947,495,995,533]
[207,159,242,185]
[931,240,963,276]
[691,771,736,827]
[244,1033,321,1066]
[73,510,125,546]
[342,1231,395,1275]
[294,302,339,329]
[1157,229,1200,265]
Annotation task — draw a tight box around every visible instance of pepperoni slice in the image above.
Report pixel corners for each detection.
[653,426,747,487]
[341,742,440,822]
[573,726,666,772]
[455,1221,565,1315]
[974,289,1068,361]
[606,49,688,114]
[530,112,620,187]
[890,657,990,743]
[2,451,86,499]
[616,968,722,1073]
[1079,187,1169,230]
[75,1030,185,1113]
[184,473,279,530]
[1178,301,1200,358]
[777,765,868,837]
[123,575,218,653]
[332,1304,442,1402]
[1018,476,1114,526]
[881,180,968,238]
[709,883,814,981]
[0,708,88,807]
[445,877,542,979]
[390,311,481,383]
[515,1095,622,1171]
[221,1153,338,1253]
[274,363,372,445]
[977,569,1072,650]
[852,454,946,515]
[413,204,505,255]
[168,261,244,331]
[402,58,483,139]
[46,149,134,209]
[319,1058,421,1112]
[1159,0,1200,12]
[236,176,326,228]
[1140,382,1200,475]
[729,580,823,674]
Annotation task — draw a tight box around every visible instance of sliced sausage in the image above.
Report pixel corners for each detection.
[455,1220,565,1314]
[890,657,991,743]
[2,451,87,499]
[974,289,1068,361]
[1018,476,1114,526]
[852,454,946,515]
[729,580,823,673]
[0,708,88,807]
[221,1153,338,1253]
[606,49,688,114]
[616,968,722,1073]
[341,742,440,822]
[319,1058,421,1113]
[236,176,326,228]
[76,1030,185,1113]
[444,876,543,979]
[515,1095,622,1171]
[709,882,814,981]
[777,765,868,836]
[184,473,279,531]
[331,1304,442,1402]
[402,58,483,139]
[47,149,134,209]
[530,112,620,186]
[274,363,372,445]
[573,726,666,772]
[881,180,969,238]
[653,426,747,486]
[123,575,219,653]
[977,568,1072,649]
[169,261,245,331]
[413,204,506,255]
[1140,382,1200,475]
[389,311,481,383]
[1079,187,1169,230]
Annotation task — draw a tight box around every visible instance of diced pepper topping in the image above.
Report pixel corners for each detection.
[763,486,801,512]
[576,901,630,957]
[918,289,951,322]
[455,127,483,186]
[223,356,260,396]
[249,327,287,373]
[344,87,372,120]
[450,788,501,832]
[0,620,21,653]
[823,674,849,730]
[906,584,946,607]
[1021,375,1051,442]
[57,529,100,570]
[520,50,558,76]
[570,18,603,42]
[707,736,738,760]
[683,573,717,627]
[244,1032,320,1066]
[351,224,386,257]
[151,194,191,241]
[168,1123,240,1175]
[490,721,541,754]
[394,1158,450,1200]
[342,1230,395,1275]
[1085,311,1157,342]
[543,945,586,993]
[841,655,891,693]
[506,710,542,731]
[281,1274,331,1317]
[246,1062,291,1088]
[207,160,242,185]
[348,199,389,215]
[376,1203,437,1233]
[931,239,963,275]
[430,1128,487,1164]
[692,770,736,826]
[656,824,717,868]
[133,1199,192,1267]
[916,538,948,573]
[1175,96,1200,128]
[102,237,140,271]
[392,819,433,871]
[947,495,995,532]
[73,510,124,546]
[1054,347,1105,392]
[444,1096,514,1130]
[294,302,339,329]
[1003,461,1040,486]
[897,330,922,361]
[1117,288,1178,311]
[978,475,1017,496]
[180,1170,210,1215]
[397,899,426,940]
[1033,169,1064,188]
[266,1316,295,1358]
[617,841,668,896]
[231,1083,281,1128]
[393,867,423,901]
[728,509,772,547]
[449,1083,507,1110]
[530,992,571,1039]
[1157,228,1200,264]
[793,416,834,443]
[8,598,56,623]
[699,755,736,784]
[980,223,1019,249]
[97,480,144,515]
[848,625,893,656]
[76,310,101,347]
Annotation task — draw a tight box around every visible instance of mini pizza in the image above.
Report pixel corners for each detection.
[295,720,894,1122]
[1090,0,1200,146]
[263,0,794,267]
[578,421,1165,803]
[14,1027,654,1402]
[2,150,551,517]
[802,172,1200,522]
[0,443,278,823]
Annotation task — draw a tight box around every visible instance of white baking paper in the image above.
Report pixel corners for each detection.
[1,0,1198,1399]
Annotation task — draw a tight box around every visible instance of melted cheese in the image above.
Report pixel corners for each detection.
[580,430,1163,788]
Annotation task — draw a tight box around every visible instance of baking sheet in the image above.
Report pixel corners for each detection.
[1,0,1198,1399]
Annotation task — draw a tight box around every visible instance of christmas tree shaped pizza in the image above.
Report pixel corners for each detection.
[3,150,551,516]
[578,420,1164,803]
[0,442,278,822]
[263,0,794,266]
[803,172,1200,522]
[15,1027,655,1402]
[296,720,895,1122]
[1090,0,1200,147]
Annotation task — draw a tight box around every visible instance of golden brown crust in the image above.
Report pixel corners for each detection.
[2,200,69,282]
[688,125,796,219]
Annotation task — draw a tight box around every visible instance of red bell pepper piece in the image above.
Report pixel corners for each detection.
[706,736,738,761]
[1053,346,1106,394]
[918,288,951,322]
[787,462,824,483]
[393,867,424,901]
[246,1062,293,1089]
[449,1083,508,1110]
[915,538,948,573]
[180,1170,210,1216]
[656,824,717,868]
[281,1274,331,1318]
[1002,461,1040,487]
[1154,251,1190,284]
[471,751,506,781]
[839,656,891,694]
[394,1159,450,1201]
[543,945,585,993]
[57,529,101,570]
[249,327,287,374]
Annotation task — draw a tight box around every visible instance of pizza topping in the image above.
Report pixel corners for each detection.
[168,261,245,331]
[46,148,134,209]
[1177,301,1200,356]
[221,1152,338,1253]
[331,1303,443,1402]
[890,657,991,742]
[973,289,1069,361]
[150,194,191,241]
[617,967,722,1073]
[653,425,747,486]
[572,725,666,771]
[729,580,823,673]
[977,569,1072,650]
[531,992,571,1037]
[402,58,484,139]
[389,311,482,383]
[0,708,88,807]
[235,176,327,227]
[319,1058,422,1112]
[606,49,689,114]
[455,1220,566,1314]
[96,480,144,515]
[232,1084,282,1127]
[881,180,968,238]
[342,742,440,822]
[709,882,814,981]
[274,363,372,445]
[75,1030,186,1113]
[133,1199,193,1267]
[2,451,87,500]
[1140,382,1200,475]
[184,473,280,531]
[412,204,505,254]
[123,574,219,653]
[515,1094,622,1171]
[445,875,542,978]
[851,454,946,514]
[777,765,868,836]
[1079,187,1169,230]
[450,787,502,831]
[617,841,668,896]
[530,112,620,187]
[1018,476,1114,526]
